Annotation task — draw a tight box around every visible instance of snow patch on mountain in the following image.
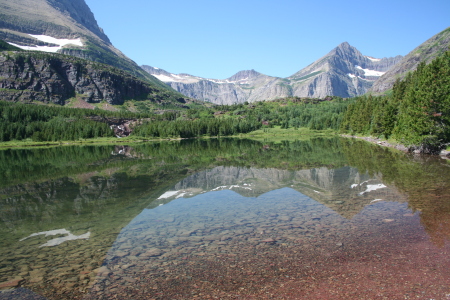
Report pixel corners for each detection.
[356,66,385,77]
[205,77,250,85]
[365,56,381,62]
[206,79,227,84]
[152,72,206,84]
[152,74,176,82]
[8,34,83,53]
[30,34,83,47]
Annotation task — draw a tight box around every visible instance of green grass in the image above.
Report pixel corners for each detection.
[0,136,154,149]
[0,39,22,51]
[292,71,323,82]
[237,127,338,141]
[0,88,22,93]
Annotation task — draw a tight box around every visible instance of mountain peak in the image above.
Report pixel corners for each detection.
[227,69,261,81]
[331,42,363,59]
[337,41,352,48]
[0,0,110,43]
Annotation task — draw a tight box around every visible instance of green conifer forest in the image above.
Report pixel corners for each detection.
[340,50,450,152]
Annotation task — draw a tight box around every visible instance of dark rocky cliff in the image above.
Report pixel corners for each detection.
[0,51,186,105]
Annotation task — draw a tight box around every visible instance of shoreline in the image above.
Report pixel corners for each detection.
[341,134,450,158]
[0,128,336,149]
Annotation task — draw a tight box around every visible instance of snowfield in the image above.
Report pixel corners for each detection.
[152,74,177,82]
[8,34,83,53]
[356,66,385,77]
[365,56,382,62]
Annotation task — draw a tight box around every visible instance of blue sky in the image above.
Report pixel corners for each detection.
[85,0,449,79]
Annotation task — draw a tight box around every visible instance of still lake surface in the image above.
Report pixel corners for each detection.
[0,138,449,299]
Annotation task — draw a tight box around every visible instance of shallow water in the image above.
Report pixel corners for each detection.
[1,138,450,299]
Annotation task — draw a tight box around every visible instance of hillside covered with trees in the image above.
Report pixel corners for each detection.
[0,96,349,142]
[0,101,148,142]
[133,97,349,138]
[340,50,450,153]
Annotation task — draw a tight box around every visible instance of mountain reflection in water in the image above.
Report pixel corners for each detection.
[0,138,450,299]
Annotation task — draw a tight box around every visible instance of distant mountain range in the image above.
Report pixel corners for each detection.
[0,0,448,108]
[143,42,403,104]
[144,26,450,104]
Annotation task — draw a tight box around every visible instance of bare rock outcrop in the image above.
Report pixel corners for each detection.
[0,51,183,105]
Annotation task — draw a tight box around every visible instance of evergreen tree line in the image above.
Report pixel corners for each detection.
[202,97,349,130]
[261,99,348,130]
[340,50,450,152]
[133,117,262,138]
[0,101,149,141]
[134,97,351,139]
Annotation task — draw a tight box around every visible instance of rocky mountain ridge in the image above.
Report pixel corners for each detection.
[288,42,402,96]
[370,26,450,94]
[143,43,402,104]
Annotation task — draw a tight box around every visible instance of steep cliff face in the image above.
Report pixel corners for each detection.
[0,0,108,42]
[0,51,188,105]
[168,80,249,105]
[143,43,401,104]
[143,66,291,105]
[0,0,177,92]
[46,0,110,42]
[370,27,450,94]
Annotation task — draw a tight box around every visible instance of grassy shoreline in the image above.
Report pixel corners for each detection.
[0,128,339,149]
